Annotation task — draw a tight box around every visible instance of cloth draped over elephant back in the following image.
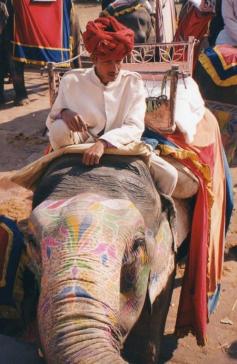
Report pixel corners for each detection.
[143,108,233,345]
[82,16,134,61]
[0,142,152,191]
[11,0,72,65]
[198,45,237,87]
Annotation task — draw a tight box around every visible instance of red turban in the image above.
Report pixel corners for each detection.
[82,16,134,61]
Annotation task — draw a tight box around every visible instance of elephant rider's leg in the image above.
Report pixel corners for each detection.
[149,153,178,196]
[48,118,178,196]
[47,118,86,150]
[10,60,29,106]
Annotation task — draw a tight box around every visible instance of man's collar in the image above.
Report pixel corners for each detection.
[90,66,123,88]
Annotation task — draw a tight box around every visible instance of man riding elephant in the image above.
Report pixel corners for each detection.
[46,16,178,195]
[26,17,178,363]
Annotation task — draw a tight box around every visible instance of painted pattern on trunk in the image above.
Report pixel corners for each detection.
[29,194,150,363]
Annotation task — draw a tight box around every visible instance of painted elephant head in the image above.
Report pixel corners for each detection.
[29,154,176,364]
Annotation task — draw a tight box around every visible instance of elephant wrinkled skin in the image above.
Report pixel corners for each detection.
[29,154,176,364]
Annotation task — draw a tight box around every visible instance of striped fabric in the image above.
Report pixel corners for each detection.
[199,45,237,87]
[12,0,72,65]
[143,108,233,345]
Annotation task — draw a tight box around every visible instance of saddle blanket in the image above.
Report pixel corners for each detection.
[199,45,237,87]
[143,108,233,345]
[12,0,72,65]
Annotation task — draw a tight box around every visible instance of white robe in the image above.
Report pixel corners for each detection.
[216,0,237,45]
[46,67,146,148]
[46,67,178,195]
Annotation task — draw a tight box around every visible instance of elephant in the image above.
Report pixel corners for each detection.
[0,0,28,105]
[100,0,155,43]
[28,153,177,364]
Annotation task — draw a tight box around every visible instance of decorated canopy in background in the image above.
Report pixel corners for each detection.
[12,0,72,65]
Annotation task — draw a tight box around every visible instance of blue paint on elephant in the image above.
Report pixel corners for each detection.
[101,253,108,266]
[78,215,93,240]
[57,286,93,300]
[46,246,51,259]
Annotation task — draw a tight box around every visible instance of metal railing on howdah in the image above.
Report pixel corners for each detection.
[44,37,196,108]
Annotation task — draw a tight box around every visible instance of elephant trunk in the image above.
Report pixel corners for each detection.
[38,256,127,364]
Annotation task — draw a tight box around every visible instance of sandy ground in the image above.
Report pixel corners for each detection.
[0,3,236,364]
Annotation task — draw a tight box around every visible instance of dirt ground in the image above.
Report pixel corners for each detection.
[0,3,236,364]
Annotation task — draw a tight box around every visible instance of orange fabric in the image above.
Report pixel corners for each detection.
[82,16,134,60]
[165,111,226,345]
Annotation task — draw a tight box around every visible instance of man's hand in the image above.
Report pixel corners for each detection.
[61,109,88,132]
[82,140,107,166]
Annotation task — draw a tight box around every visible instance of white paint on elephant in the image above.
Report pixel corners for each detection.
[100,199,135,210]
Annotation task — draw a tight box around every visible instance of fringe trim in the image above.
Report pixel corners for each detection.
[11,56,70,68]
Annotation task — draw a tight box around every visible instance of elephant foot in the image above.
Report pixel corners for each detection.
[14,97,30,106]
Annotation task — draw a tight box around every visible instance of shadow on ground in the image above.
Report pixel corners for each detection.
[0,108,49,171]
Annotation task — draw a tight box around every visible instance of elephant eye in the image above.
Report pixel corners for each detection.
[133,233,145,251]
[122,232,147,269]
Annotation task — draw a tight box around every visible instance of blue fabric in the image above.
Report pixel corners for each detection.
[13,44,70,64]
[204,47,237,80]
[208,283,221,314]
[142,128,179,148]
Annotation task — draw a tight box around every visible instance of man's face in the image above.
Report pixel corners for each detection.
[93,57,123,85]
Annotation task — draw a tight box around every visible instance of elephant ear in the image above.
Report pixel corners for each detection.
[148,196,177,306]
